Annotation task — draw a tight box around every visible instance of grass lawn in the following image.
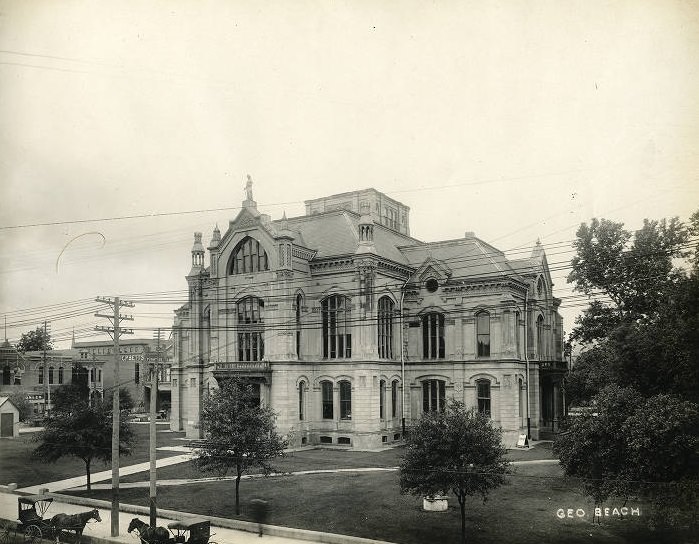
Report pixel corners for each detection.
[0,424,187,488]
[120,442,557,484]
[65,451,691,544]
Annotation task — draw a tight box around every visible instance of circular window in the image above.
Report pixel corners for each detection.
[425,278,439,293]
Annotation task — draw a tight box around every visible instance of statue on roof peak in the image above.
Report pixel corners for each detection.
[245,174,254,201]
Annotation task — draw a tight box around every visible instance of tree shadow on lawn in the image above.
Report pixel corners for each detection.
[120,446,406,484]
[65,464,680,544]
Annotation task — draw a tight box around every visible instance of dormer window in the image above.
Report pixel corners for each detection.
[230,237,269,274]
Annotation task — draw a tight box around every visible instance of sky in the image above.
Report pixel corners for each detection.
[1,0,698,348]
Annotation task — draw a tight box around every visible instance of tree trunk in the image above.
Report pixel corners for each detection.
[458,494,466,544]
[85,458,91,491]
[235,471,242,516]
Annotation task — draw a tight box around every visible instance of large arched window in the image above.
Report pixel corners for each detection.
[322,295,352,359]
[515,311,521,358]
[321,380,333,419]
[536,314,545,358]
[38,366,44,384]
[377,297,394,359]
[48,366,54,385]
[476,311,490,357]
[237,297,265,361]
[58,367,64,385]
[339,380,352,420]
[477,379,491,416]
[230,237,269,274]
[422,379,446,412]
[296,293,303,359]
[422,312,445,359]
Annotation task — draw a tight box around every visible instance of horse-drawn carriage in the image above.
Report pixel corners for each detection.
[17,495,54,542]
[128,518,217,544]
[13,495,101,543]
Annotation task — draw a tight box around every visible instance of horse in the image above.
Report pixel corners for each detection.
[127,518,171,544]
[50,508,101,543]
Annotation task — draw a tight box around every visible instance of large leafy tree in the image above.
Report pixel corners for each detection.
[568,216,689,343]
[566,211,699,404]
[16,327,53,353]
[193,379,288,515]
[555,386,699,528]
[399,401,510,544]
[561,210,699,530]
[33,399,134,490]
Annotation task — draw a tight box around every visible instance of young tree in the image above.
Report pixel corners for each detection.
[399,401,510,544]
[52,382,90,414]
[193,379,288,515]
[16,327,53,353]
[32,400,134,490]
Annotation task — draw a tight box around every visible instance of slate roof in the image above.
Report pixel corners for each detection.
[399,237,518,280]
[272,210,545,284]
[280,210,422,263]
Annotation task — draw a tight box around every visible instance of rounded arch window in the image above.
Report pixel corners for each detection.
[377,296,395,359]
[322,295,352,359]
[237,297,265,361]
[476,311,491,357]
[477,379,491,417]
[229,236,269,274]
[425,278,439,293]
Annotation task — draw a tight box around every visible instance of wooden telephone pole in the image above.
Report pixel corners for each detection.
[95,296,134,538]
[149,327,163,527]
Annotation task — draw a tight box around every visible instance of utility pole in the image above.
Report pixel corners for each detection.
[149,328,162,527]
[95,296,134,538]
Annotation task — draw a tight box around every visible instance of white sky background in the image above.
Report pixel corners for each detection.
[0,0,698,347]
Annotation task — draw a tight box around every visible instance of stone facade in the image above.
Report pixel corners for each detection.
[170,184,566,448]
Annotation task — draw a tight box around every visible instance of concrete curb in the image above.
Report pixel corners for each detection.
[0,488,395,544]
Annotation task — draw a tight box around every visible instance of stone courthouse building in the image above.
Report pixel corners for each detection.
[170,181,566,448]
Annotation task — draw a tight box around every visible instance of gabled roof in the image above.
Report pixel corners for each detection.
[0,397,18,411]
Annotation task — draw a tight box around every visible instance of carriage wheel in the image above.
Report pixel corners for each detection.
[24,525,42,543]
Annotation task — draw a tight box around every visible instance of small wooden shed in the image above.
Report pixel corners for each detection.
[0,396,19,438]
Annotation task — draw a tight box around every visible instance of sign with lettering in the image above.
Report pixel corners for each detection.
[516,434,529,448]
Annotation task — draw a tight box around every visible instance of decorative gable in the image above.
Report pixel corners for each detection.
[413,256,452,283]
